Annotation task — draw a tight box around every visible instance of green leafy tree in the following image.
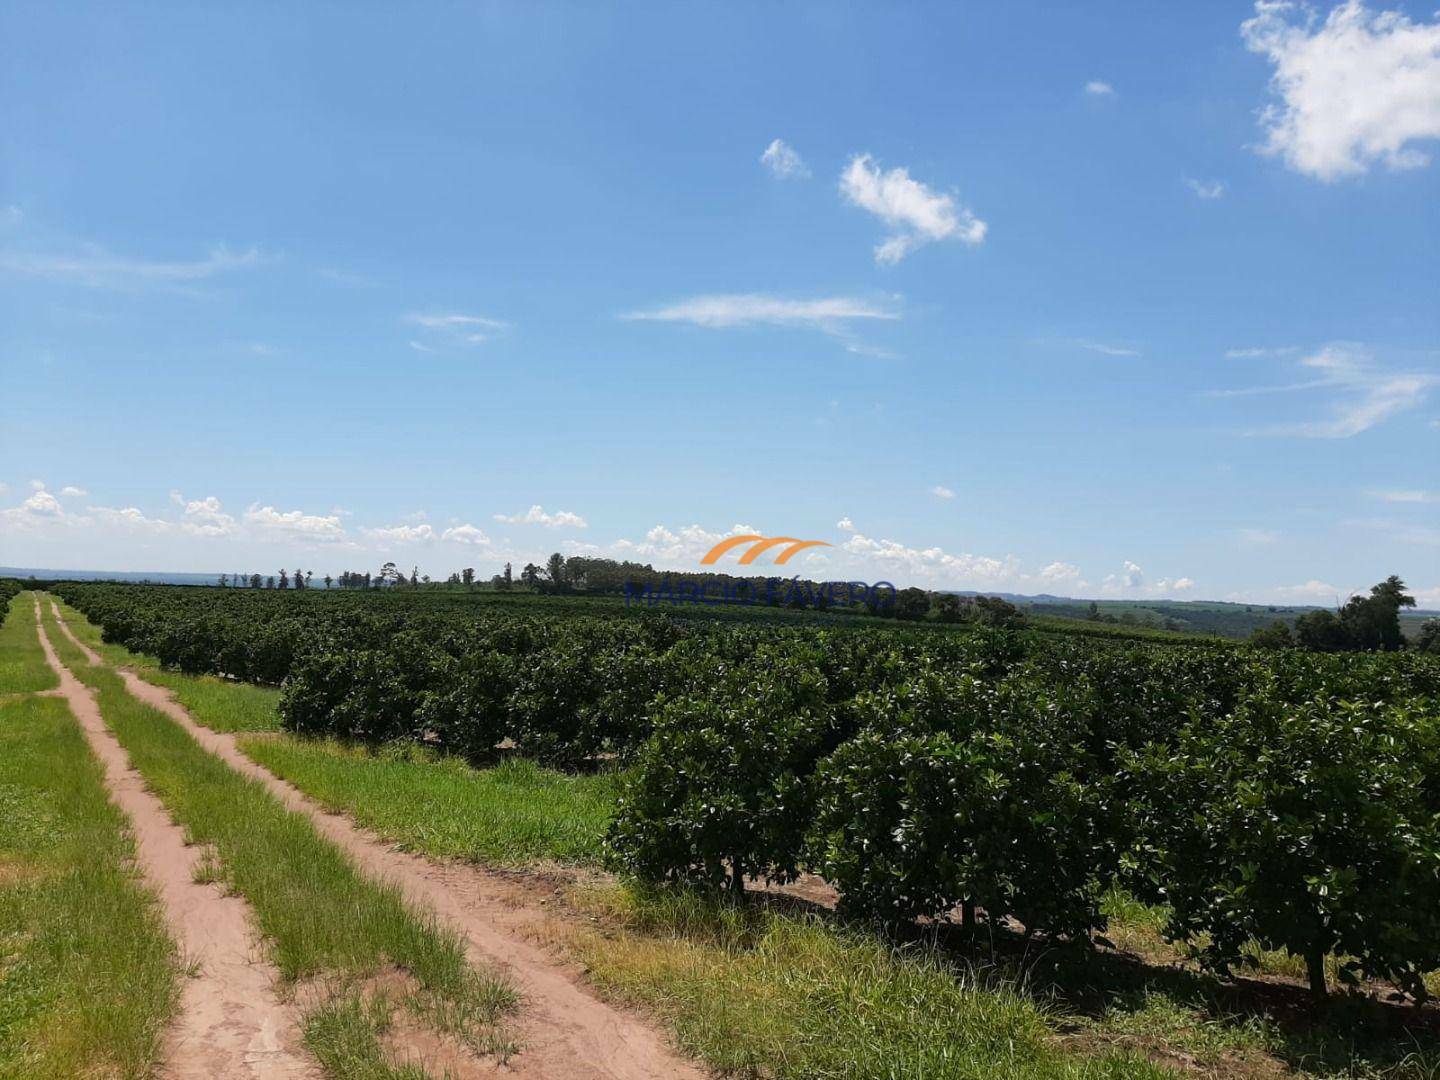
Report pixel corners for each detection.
[1293,609,1348,652]
[1416,618,1440,654]
[545,553,567,591]
[1250,620,1293,649]
[895,587,931,621]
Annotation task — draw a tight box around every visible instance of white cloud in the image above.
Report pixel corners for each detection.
[1076,340,1141,357]
[362,523,436,545]
[441,523,492,546]
[1369,488,1437,503]
[1185,177,1226,199]
[622,294,897,330]
[839,154,987,264]
[59,485,87,497]
[0,244,262,288]
[1226,345,1298,358]
[930,485,956,500]
[760,138,810,179]
[1240,527,1283,545]
[18,490,61,516]
[173,495,237,537]
[243,505,347,543]
[1212,342,1437,436]
[1038,561,1082,584]
[1273,578,1347,601]
[405,313,509,349]
[1242,0,1440,180]
[836,516,856,532]
[493,504,588,529]
[29,480,45,491]
[1171,577,1196,591]
[90,505,170,532]
[1085,80,1116,96]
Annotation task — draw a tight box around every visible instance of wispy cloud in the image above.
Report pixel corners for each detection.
[59,485,87,497]
[405,312,509,349]
[930,485,956,500]
[1212,342,1437,437]
[1368,488,1438,504]
[1241,0,1440,180]
[1239,527,1282,546]
[1185,177,1226,199]
[622,293,897,331]
[1226,345,1298,359]
[1076,339,1141,358]
[839,154,987,264]
[760,138,810,179]
[1084,80,1116,97]
[0,244,263,289]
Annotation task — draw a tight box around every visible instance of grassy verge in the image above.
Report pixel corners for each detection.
[47,600,279,732]
[240,738,623,867]
[0,594,57,694]
[0,693,178,1078]
[39,602,515,1074]
[567,885,1173,1080]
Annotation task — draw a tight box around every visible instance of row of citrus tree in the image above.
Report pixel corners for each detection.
[52,581,1440,1000]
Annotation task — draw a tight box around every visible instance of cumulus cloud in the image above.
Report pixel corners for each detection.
[441,523,491,546]
[175,495,237,537]
[59,485,87,497]
[836,516,856,532]
[839,154,987,264]
[29,480,45,490]
[930,485,956,500]
[243,505,347,543]
[1085,80,1116,96]
[1185,177,1226,199]
[1211,342,1437,436]
[1242,0,1440,180]
[361,523,436,545]
[760,138,810,179]
[1038,561,1082,584]
[90,505,170,532]
[493,504,588,529]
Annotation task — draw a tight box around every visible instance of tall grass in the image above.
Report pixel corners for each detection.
[0,594,57,694]
[0,694,178,1079]
[241,738,623,866]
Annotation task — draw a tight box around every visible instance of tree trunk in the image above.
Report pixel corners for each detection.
[1306,943,1327,1001]
[730,857,745,898]
[962,900,976,927]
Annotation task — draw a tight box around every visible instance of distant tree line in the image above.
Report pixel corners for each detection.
[1251,576,1436,653]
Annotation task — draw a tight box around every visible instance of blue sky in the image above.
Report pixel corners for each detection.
[2,2,1437,605]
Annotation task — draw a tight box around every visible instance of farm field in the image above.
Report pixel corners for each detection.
[11,580,1437,1079]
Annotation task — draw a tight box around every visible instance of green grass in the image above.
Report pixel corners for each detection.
[239,737,624,867]
[569,886,1175,1080]
[38,602,515,1070]
[47,600,279,732]
[0,694,178,1079]
[0,594,57,695]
